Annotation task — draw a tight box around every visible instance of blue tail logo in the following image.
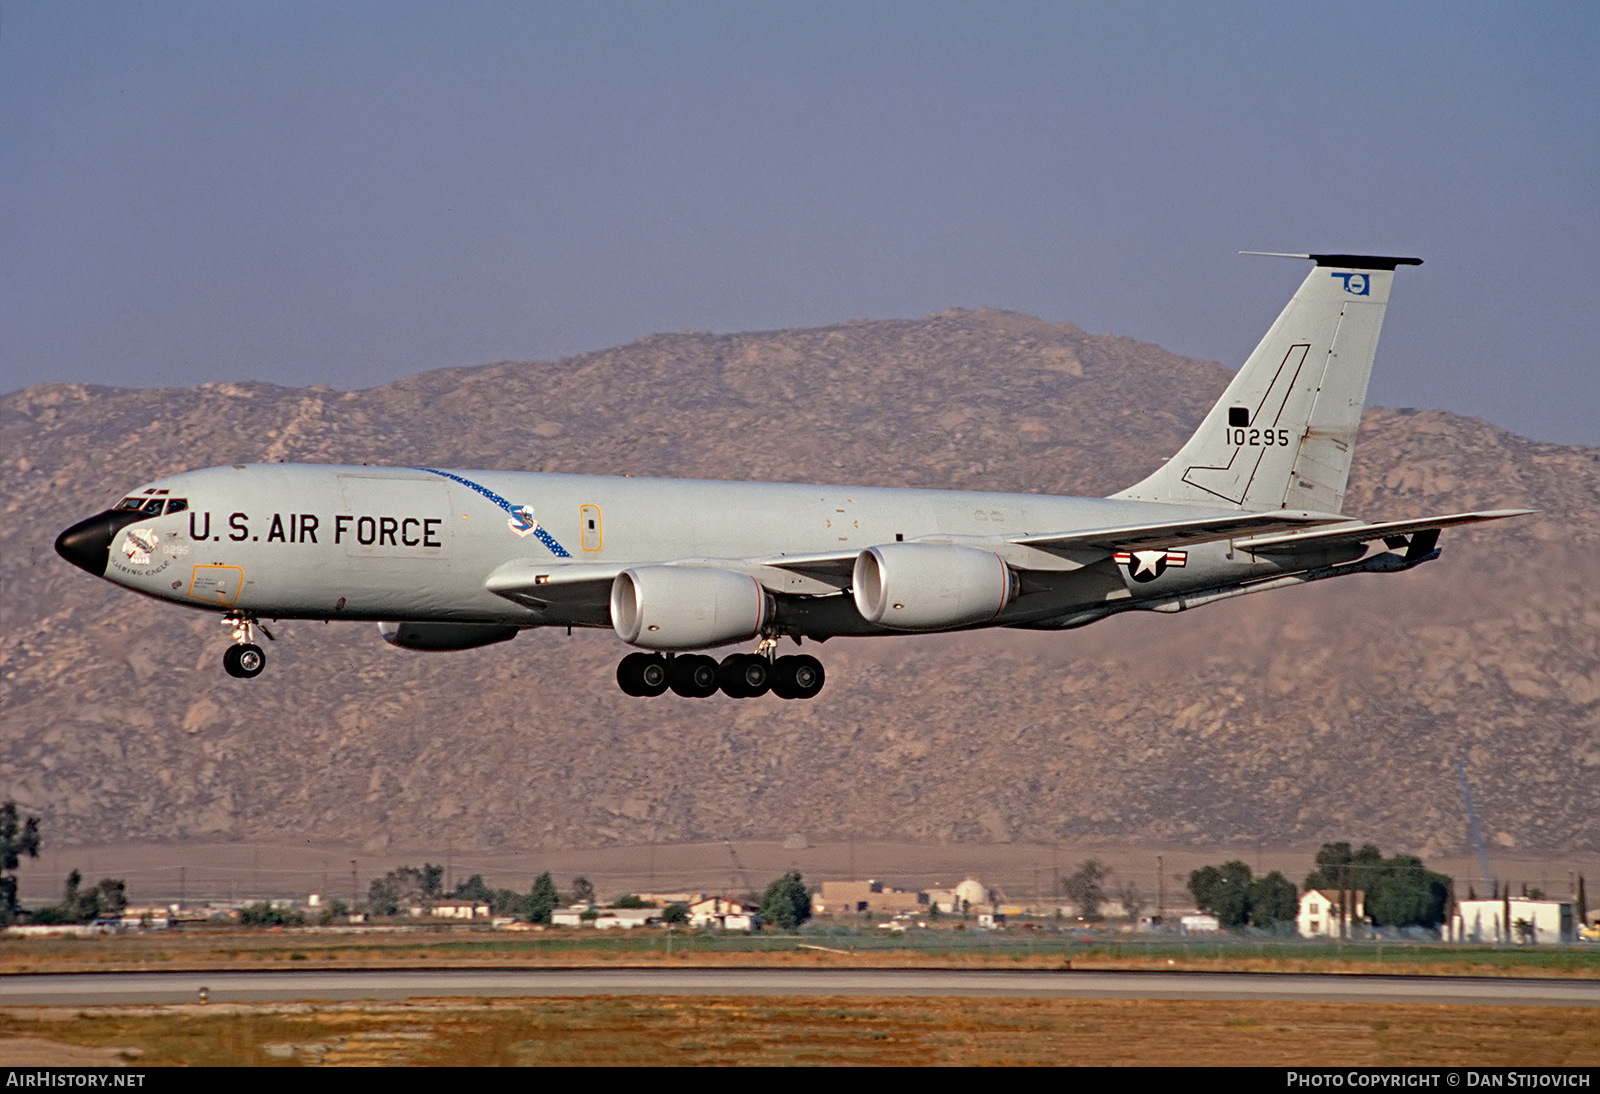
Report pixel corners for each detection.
[1331,272,1370,295]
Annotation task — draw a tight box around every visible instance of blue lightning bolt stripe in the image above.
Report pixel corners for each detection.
[529,526,572,557]
[416,467,572,558]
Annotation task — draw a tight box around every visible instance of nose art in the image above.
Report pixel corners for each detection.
[55,511,141,577]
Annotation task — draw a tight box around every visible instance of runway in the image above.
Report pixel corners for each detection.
[5,967,1597,1008]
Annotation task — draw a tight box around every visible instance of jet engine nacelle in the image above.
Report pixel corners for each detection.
[378,621,520,651]
[853,543,1016,631]
[610,566,772,651]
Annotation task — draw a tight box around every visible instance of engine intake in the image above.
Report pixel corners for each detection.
[853,543,1015,631]
[611,566,771,651]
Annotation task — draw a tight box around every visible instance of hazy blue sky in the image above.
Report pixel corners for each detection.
[3,1,1596,444]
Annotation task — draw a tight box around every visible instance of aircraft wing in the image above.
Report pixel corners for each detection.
[484,561,624,609]
[1233,509,1536,552]
[483,511,1530,608]
[758,549,861,579]
[488,552,861,606]
[1008,511,1345,553]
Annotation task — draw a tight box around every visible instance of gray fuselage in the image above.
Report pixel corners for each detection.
[83,462,1344,641]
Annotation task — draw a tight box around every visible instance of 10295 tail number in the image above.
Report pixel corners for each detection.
[1228,427,1291,446]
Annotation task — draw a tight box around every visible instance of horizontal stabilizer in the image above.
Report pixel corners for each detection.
[1235,509,1536,552]
[1241,252,1424,270]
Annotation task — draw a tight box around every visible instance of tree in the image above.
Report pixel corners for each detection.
[1366,855,1450,929]
[63,870,93,921]
[1189,861,1254,927]
[571,876,596,905]
[527,872,561,924]
[367,864,456,916]
[368,873,402,917]
[1306,844,1451,930]
[1061,860,1111,919]
[661,902,689,925]
[96,878,127,919]
[30,870,124,924]
[490,887,528,918]
[1247,871,1298,928]
[240,901,305,926]
[1116,881,1147,924]
[759,871,811,930]
[1,801,41,926]
[613,894,652,908]
[452,873,494,903]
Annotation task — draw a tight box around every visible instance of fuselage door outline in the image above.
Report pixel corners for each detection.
[581,504,602,552]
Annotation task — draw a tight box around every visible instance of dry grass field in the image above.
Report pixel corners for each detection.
[5,932,1594,1065]
[3,928,1597,980]
[2,996,1597,1067]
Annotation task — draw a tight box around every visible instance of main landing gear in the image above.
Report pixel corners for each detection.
[221,613,272,679]
[617,647,825,700]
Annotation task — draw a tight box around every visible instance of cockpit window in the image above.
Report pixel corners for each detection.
[140,498,165,514]
[114,497,146,511]
[164,498,188,515]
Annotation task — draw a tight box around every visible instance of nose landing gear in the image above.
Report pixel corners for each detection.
[221,614,270,679]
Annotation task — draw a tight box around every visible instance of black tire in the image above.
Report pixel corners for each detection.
[787,654,824,699]
[718,653,770,698]
[717,654,749,698]
[670,654,720,698]
[636,653,669,696]
[617,652,648,696]
[770,657,797,699]
[224,643,265,679]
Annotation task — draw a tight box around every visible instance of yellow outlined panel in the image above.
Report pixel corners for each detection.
[580,504,602,552]
[187,565,244,606]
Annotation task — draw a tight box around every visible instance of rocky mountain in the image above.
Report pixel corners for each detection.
[2,309,1596,857]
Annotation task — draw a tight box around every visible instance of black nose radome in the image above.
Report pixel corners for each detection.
[55,510,145,577]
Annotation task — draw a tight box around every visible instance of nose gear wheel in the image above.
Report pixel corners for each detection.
[220,613,271,678]
[223,642,266,678]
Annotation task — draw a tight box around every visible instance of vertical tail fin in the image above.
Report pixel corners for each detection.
[1113,253,1421,513]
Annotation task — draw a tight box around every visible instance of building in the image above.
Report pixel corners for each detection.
[688,896,757,930]
[594,908,658,930]
[1449,898,1575,944]
[816,880,926,916]
[632,892,704,909]
[430,901,491,920]
[1297,890,1366,939]
[923,878,989,915]
[551,904,593,927]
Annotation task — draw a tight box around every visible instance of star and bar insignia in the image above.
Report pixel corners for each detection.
[1113,548,1188,582]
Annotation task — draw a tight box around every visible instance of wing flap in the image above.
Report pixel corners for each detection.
[1236,509,1536,552]
[1011,511,1343,553]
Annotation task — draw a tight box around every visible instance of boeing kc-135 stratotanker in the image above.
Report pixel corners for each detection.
[56,254,1530,699]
